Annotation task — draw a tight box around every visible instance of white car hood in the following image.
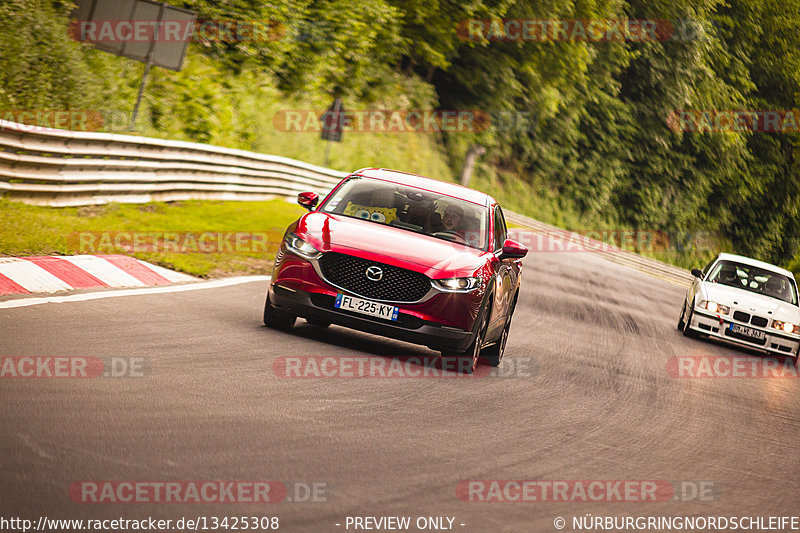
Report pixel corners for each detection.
[701,282,800,322]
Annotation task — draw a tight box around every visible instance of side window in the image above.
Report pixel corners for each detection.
[493,206,507,252]
[702,258,716,275]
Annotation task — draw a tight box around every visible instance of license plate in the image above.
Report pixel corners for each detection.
[335,294,398,321]
[729,323,766,340]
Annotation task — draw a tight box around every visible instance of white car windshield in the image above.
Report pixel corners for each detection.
[707,260,798,305]
[320,176,489,251]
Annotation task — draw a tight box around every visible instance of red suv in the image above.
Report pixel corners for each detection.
[264,168,527,372]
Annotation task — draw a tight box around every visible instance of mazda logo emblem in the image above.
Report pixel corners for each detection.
[365,266,383,282]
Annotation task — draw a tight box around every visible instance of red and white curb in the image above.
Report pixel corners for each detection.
[0,276,269,309]
[0,255,195,295]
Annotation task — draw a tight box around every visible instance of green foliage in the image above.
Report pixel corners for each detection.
[0,0,100,109]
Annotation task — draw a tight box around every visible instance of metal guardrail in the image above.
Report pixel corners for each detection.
[0,120,346,206]
[505,212,693,287]
[0,119,692,286]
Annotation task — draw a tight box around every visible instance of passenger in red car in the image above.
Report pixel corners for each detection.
[406,199,444,233]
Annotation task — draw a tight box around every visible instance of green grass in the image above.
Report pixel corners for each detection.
[0,198,307,277]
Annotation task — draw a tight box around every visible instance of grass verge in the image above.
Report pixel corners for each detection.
[0,198,306,278]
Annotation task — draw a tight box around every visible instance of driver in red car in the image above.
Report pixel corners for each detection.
[442,204,464,233]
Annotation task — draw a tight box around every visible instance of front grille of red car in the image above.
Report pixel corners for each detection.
[317,252,431,302]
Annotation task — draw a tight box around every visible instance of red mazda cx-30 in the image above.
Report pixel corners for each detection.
[264,168,528,372]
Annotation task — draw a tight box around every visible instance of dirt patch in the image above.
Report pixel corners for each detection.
[197,257,274,279]
[137,204,164,214]
[76,205,107,218]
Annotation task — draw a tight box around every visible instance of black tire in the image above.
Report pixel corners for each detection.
[306,317,331,327]
[677,300,686,330]
[263,291,295,331]
[682,301,695,337]
[483,292,518,367]
[482,325,508,367]
[441,302,491,374]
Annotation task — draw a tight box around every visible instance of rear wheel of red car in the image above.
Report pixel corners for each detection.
[263,291,295,331]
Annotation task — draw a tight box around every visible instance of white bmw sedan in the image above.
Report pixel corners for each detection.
[678,253,800,366]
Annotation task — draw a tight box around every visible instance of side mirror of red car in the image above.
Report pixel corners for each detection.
[499,238,528,260]
[297,192,319,211]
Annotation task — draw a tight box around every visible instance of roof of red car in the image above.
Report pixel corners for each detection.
[352,167,491,206]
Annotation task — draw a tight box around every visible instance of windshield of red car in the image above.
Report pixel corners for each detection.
[319,176,489,251]
[708,260,798,305]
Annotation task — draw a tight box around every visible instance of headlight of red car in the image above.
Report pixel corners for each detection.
[432,277,481,292]
[285,233,322,260]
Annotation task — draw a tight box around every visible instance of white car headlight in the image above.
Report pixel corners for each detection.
[432,277,481,292]
[284,233,321,260]
[702,300,730,315]
[772,320,800,335]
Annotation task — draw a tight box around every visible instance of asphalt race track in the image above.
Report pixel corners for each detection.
[2,250,799,532]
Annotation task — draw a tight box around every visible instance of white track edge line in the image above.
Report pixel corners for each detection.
[0,276,270,309]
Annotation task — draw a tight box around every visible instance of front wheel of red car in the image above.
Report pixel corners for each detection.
[483,320,511,367]
[442,304,490,374]
[263,291,295,331]
[482,292,517,367]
